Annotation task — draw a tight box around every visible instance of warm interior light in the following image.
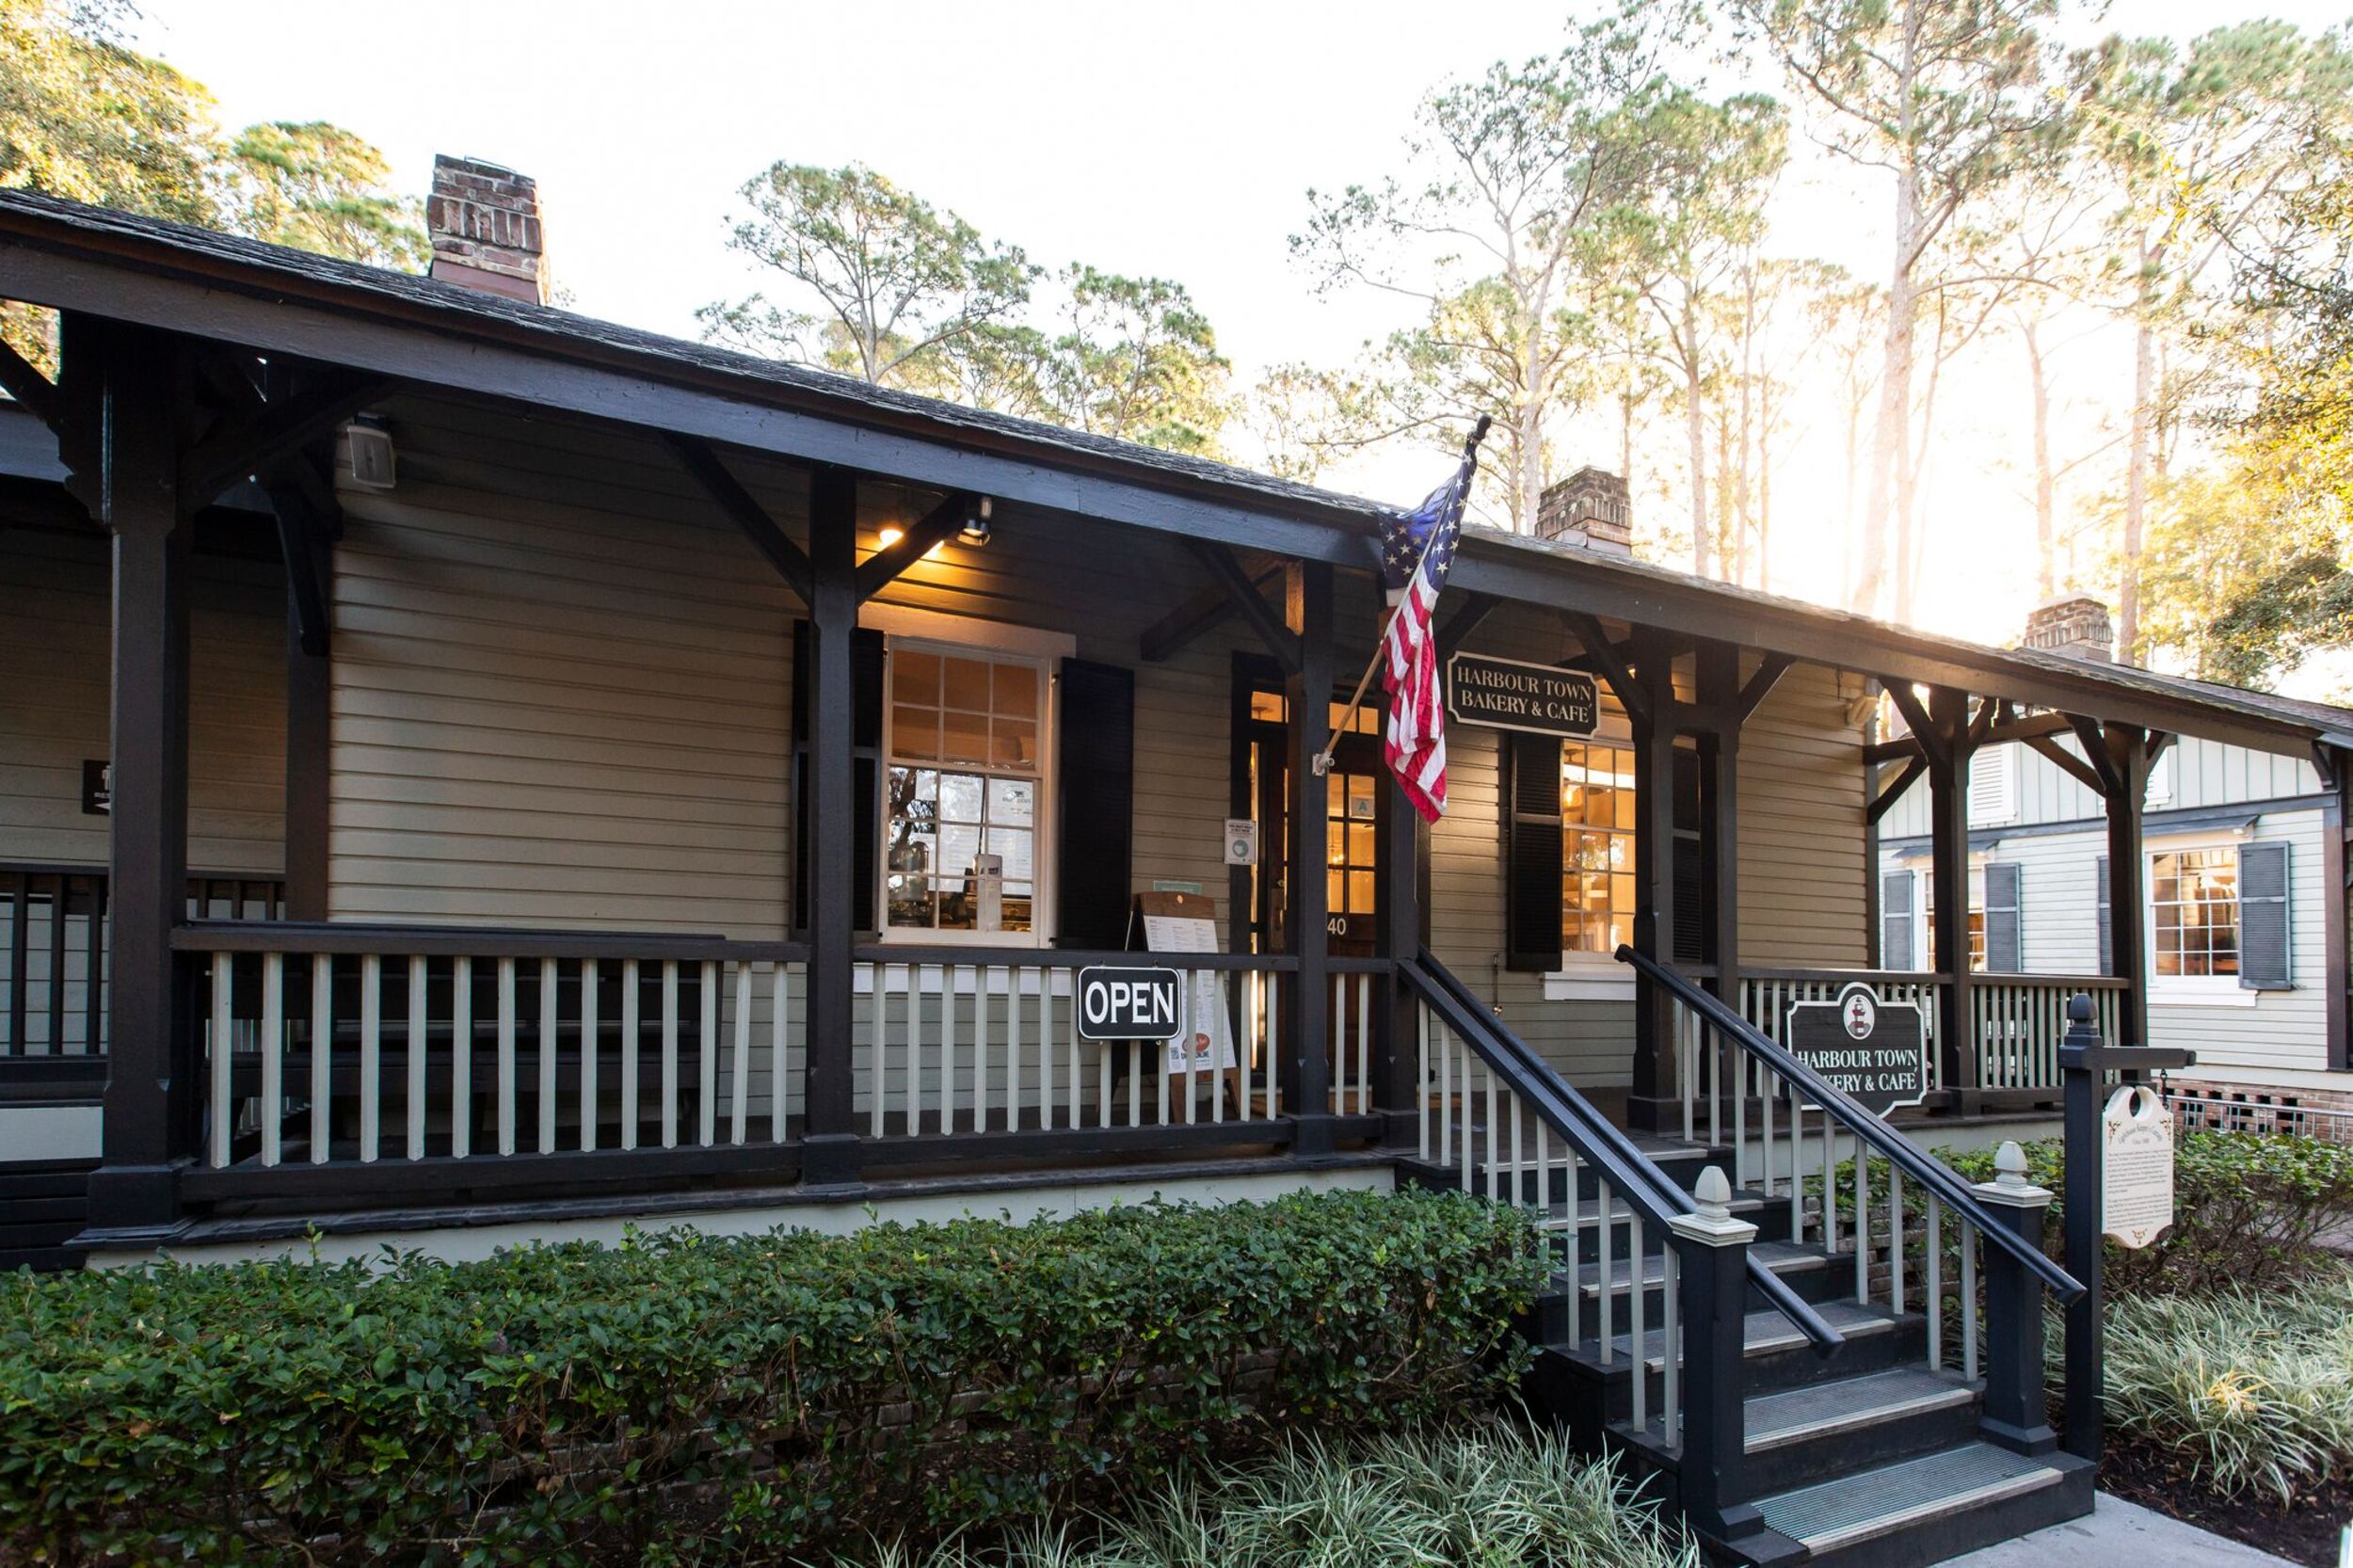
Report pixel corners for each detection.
[872,523,948,561]
[878,526,904,548]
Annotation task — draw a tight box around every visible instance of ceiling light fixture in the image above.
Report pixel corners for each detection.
[960,496,994,547]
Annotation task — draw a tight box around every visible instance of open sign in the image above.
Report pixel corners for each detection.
[1076,966,1184,1042]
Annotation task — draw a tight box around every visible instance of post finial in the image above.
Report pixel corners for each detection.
[1693,1164,1733,1220]
[1994,1140,2029,1192]
[2067,992,2093,1025]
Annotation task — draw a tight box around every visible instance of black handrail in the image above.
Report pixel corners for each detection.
[1403,950,1845,1353]
[1617,945,2085,1304]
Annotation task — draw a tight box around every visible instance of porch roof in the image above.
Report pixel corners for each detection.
[1,187,2347,759]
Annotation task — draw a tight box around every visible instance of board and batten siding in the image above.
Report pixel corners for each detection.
[0,525,285,875]
[1880,731,2323,840]
[1877,808,2330,1073]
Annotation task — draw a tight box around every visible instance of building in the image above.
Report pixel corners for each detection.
[4,160,2348,1565]
[1877,596,2353,1128]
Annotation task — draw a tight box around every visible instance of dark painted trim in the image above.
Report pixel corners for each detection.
[1878,793,2332,855]
[1927,687,1976,1094]
[1284,561,1334,1152]
[1195,538,1301,674]
[662,431,814,603]
[854,488,973,601]
[281,598,329,923]
[800,467,859,1179]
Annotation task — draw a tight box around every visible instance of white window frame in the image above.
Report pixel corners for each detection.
[1915,859,1991,973]
[867,605,1073,949]
[1546,714,1640,1000]
[2144,831,2258,1008]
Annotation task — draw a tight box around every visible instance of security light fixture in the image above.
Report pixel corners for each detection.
[344,416,396,491]
[960,496,993,547]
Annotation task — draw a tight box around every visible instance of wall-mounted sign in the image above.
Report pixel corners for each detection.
[80,760,110,816]
[1223,817,1258,867]
[1076,965,1184,1043]
[1785,984,1929,1116]
[1446,652,1599,738]
[2102,1084,2175,1249]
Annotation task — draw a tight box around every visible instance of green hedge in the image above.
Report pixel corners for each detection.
[0,1189,1542,1566]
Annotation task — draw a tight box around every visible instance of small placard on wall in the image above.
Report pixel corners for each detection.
[80,759,110,816]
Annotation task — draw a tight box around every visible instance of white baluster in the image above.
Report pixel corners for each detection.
[259,952,283,1167]
[1598,1186,1615,1363]
[1630,1214,1648,1433]
[1438,1019,1453,1167]
[1040,968,1055,1129]
[976,966,993,1132]
[1010,968,1026,1131]
[942,967,960,1135]
[771,964,789,1143]
[1354,974,1370,1114]
[1927,1194,1944,1370]
[731,960,752,1145]
[1962,1222,1980,1381]
[209,952,233,1169]
[698,960,718,1146]
[1662,1239,1681,1448]
[1854,1145,1869,1304]
[1417,1000,1432,1159]
[660,960,680,1149]
[1888,1169,1905,1316]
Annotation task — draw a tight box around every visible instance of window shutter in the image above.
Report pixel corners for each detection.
[1881,871,1914,969]
[1968,744,2018,825]
[2239,841,2293,990]
[1055,659,1134,950]
[1982,860,2023,973]
[2095,856,2110,974]
[1503,731,1563,971]
[791,621,885,936]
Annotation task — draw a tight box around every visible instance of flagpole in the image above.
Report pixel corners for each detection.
[1311,414,1491,777]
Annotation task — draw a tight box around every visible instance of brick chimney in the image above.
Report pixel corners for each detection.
[2023,595,2114,662]
[1534,467,1632,556]
[426,155,549,304]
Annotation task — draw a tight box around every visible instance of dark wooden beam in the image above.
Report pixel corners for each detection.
[1865,734,1924,767]
[1927,684,1975,1096]
[1142,580,1237,664]
[1566,611,1650,730]
[178,368,393,505]
[1436,591,1502,660]
[0,334,59,429]
[1627,625,1679,1117]
[1881,680,1945,769]
[662,431,814,604]
[1189,537,1299,675]
[2024,731,2107,796]
[261,470,332,658]
[1735,652,1795,723]
[1285,559,1335,1154]
[2065,714,2127,799]
[800,464,861,1188]
[854,489,973,601]
[1980,711,2077,748]
[1866,754,1927,825]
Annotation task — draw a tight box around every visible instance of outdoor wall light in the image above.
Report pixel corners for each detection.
[876,525,945,560]
[960,496,993,547]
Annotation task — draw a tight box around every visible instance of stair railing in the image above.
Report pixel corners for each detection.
[1401,950,1841,1517]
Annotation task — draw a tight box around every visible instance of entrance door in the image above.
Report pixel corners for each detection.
[1236,676,1385,960]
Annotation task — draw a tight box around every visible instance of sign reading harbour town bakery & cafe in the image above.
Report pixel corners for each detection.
[1785,983,1930,1116]
[1446,651,1600,737]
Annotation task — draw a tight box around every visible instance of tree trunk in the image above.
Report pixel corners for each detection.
[1859,203,1918,615]
[2026,317,2055,599]
[2122,305,2154,664]
[1685,291,1709,576]
[1518,394,1545,534]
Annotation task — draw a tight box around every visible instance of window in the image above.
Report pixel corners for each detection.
[1561,741,1637,955]
[1920,868,1990,970]
[2151,846,2238,979]
[885,645,1046,937]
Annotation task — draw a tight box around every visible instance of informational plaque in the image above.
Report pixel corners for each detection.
[2102,1084,2176,1249]
[1784,983,1929,1116]
[1445,652,1600,738]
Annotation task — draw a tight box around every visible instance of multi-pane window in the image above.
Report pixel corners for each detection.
[1326,771,1379,927]
[1561,742,1636,954]
[1919,870,1989,970]
[2152,847,2238,978]
[885,647,1044,936]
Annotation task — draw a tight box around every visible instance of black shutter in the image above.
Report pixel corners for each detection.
[1881,870,1914,969]
[2096,856,2111,974]
[2240,840,2293,990]
[1672,746,1704,965]
[1503,730,1563,971]
[1055,658,1134,950]
[1983,860,2023,973]
[791,620,885,936]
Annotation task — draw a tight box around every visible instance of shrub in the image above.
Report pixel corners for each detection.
[1938,1130,2353,1296]
[2095,1263,2353,1505]
[0,1189,1543,1565]
[829,1420,1698,1568]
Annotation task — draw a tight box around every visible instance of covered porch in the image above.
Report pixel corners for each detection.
[0,193,2336,1259]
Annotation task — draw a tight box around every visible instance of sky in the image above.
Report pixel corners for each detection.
[121,0,2353,684]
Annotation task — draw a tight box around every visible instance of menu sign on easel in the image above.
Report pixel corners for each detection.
[1132,890,1236,1075]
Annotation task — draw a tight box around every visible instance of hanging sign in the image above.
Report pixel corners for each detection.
[1076,966,1184,1043]
[2102,1084,2176,1249]
[1784,984,1929,1116]
[80,759,110,815]
[1445,652,1599,738]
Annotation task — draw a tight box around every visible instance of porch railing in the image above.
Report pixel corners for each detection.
[172,922,1378,1201]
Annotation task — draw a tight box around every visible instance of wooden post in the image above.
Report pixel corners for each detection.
[282,605,330,922]
[1285,560,1335,1153]
[1629,629,1679,1120]
[1927,686,1976,1103]
[800,465,862,1187]
[1696,643,1741,1025]
[84,319,193,1237]
[2103,725,2152,1052]
[1374,748,1424,1144]
[1974,1142,2058,1455]
[1669,1166,1772,1549]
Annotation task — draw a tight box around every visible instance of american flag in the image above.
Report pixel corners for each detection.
[1379,434,1482,823]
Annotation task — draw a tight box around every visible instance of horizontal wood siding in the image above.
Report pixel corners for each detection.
[1881,731,2324,840]
[1738,661,1868,967]
[0,527,284,874]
